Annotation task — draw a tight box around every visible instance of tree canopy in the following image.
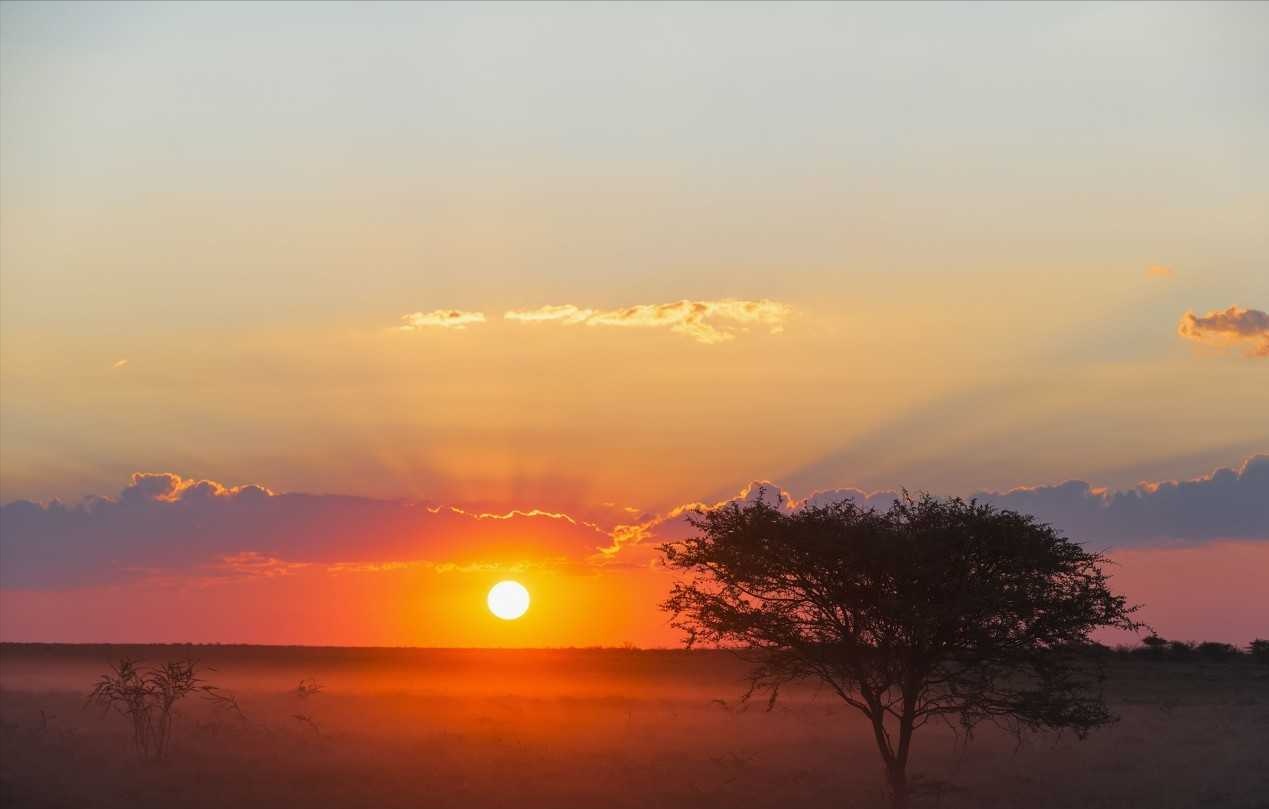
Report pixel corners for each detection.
[661,492,1140,808]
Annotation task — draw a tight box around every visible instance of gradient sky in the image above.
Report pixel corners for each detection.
[1,2,1266,646]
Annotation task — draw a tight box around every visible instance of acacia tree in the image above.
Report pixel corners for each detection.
[661,493,1139,808]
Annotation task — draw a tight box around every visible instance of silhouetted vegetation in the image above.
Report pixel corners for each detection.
[1251,639,1269,664]
[1126,636,1267,664]
[291,676,325,736]
[295,677,324,699]
[85,658,241,761]
[662,493,1141,809]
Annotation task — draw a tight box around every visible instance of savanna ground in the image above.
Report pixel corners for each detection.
[1,645,1267,809]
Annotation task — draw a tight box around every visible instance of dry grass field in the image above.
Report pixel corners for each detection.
[2,645,1267,809]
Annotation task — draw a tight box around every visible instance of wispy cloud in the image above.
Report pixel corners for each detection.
[1145,265,1174,279]
[505,298,792,344]
[1178,306,1269,358]
[504,304,594,325]
[111,359,128,369]
[399,309,486,330]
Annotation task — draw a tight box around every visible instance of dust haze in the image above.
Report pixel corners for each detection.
[2,645,1266,809]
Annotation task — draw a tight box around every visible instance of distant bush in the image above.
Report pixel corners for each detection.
[1136,635,1169,659]
[85,658,241,761]
[1167,640,1196,660]
[1250,639,1269,664]
[1123,636,1259,664]
[1196,642,1238,662]
[291,676,325,737]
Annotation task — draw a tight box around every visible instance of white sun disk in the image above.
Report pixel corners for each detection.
[487,580,530,620]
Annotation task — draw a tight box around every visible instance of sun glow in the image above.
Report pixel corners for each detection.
[487,580,530,620]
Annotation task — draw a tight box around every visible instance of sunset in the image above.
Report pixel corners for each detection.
[1,2,1266,807]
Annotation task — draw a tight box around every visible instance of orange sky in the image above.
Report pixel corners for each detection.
[1,3,1267,647]
[2,462,1266,646]
[2,529,1266,649]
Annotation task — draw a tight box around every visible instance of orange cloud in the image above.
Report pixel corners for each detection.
[1177,306,1269,358]
[506,298,792,344]
[503,304,594,324]
[122,471,273,502]
[214,551,311,579]
[399,309,486,330]
[1145,265,1174,279]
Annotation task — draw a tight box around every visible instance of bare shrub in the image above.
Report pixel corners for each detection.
[85,658,242,761]
[295,677,324,699]
[292,712,322,737]
[290,677,325,737]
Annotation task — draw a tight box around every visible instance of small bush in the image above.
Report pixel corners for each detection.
[1167,641,1196,660]
[1195,642,1239,662]
[1250,639,1269,664]
[1133,635,1169,659]
[86,658,240,761]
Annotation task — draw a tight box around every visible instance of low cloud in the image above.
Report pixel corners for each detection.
[1177,306,1269,358]
[399,309,486,330]
[0,473,609,588]
[6,456,1265,590]
[606,455,1269,559]
[505,299,792,344]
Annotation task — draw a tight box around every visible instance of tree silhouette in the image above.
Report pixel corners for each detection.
[1140,634,1169,658]
[661,493,1140,809]
[1250,639,1269,664]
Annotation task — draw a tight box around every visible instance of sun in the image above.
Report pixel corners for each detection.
[487,580,530,620]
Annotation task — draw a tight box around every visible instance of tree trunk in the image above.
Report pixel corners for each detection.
[861,688,914,809]
[886,761,909,809]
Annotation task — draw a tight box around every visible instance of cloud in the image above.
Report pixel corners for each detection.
[399,309,486,330]
[1145,265,1174,279]
[607,455,1269,559]
[111,359,128,369]
[6,456,1265,589]
[505,299,792,344]
[0,473,609,588]
[1177,306,1269,358]
[504,304,594,325]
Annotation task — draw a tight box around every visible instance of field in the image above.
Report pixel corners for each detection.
[2,645,1267,809]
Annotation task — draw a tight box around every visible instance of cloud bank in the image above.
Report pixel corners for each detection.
[1177,306,1269,358]
[0,473,608,588]
[506,298,792,344]
[4,457,1265,590]
[607,455,1269,558]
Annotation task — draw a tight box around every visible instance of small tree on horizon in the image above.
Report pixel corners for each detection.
[1250,639,1269,664]
[661,493,1140,809]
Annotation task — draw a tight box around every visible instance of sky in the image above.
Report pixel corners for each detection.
[1,1,1266,646]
